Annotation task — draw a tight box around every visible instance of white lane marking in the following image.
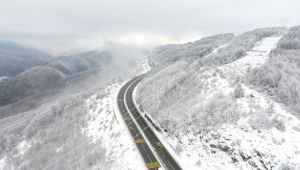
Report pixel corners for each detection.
[141,142,153,162]
[146,130,153,138]
[159,148,167,159]
[124,77,173,170]
[168,160,176,170]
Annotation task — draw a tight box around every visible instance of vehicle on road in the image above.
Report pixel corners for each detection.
[156,142,162,148]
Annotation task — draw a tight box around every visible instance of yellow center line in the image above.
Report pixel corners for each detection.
[146,162,161,168]
[134,139,146,144]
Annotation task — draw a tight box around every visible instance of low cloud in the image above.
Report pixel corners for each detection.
[0,0,299,54]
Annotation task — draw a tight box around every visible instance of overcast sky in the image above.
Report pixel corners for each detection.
[0,0,299,54]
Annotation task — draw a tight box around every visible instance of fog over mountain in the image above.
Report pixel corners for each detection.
[1,0,300,54]
[1,25,300,170]
[1,1,300,170]
[0,39,143,169]
[0,42,51,77]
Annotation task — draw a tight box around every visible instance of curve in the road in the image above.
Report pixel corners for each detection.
[117,77,160,170]
[117,76,182,170]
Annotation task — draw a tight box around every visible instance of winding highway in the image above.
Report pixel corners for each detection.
[117,76,182,170]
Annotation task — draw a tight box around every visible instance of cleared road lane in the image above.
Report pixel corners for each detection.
[117,77,160,170]
[117,76,182,170]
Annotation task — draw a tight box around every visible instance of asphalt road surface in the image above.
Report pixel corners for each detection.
[117,76,182,170]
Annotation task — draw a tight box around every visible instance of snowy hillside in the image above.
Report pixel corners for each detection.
[136,27,300,169]
[84,84,145,170]
[0,51,143,169]
[162,36,300,170]
[0,42,51,77]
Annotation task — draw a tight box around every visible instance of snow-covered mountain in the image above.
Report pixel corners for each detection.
[0,42,51,77]
[0,48,111,108]
[1,26,300,170]
[136,26,300,169]
[0,46,143,169]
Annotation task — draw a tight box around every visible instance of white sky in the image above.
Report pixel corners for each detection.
[0,0,299,54]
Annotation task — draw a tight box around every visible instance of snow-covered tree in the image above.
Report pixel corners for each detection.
[233,83,245,98]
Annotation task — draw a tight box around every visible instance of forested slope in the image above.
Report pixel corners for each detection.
[136,27,300,169]
[247,26,300,116]
[0,42,51,77]
[0,48,111,108]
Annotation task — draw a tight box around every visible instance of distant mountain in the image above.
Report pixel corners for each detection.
[0,42,52,77]
[47,50,111,75]
[0,66,66,105]
[0,48,112,106]
[150,34,234,66]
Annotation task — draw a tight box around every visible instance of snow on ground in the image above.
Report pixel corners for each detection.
[84,83,145,170]
[205,43,229,60]
[212,44,229,54]
[15,140,31,158]
[155,36,300,169]
[0,156,13,170]
[139,59,151,75]
[0,157,6,170]
[218,36,282,77]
